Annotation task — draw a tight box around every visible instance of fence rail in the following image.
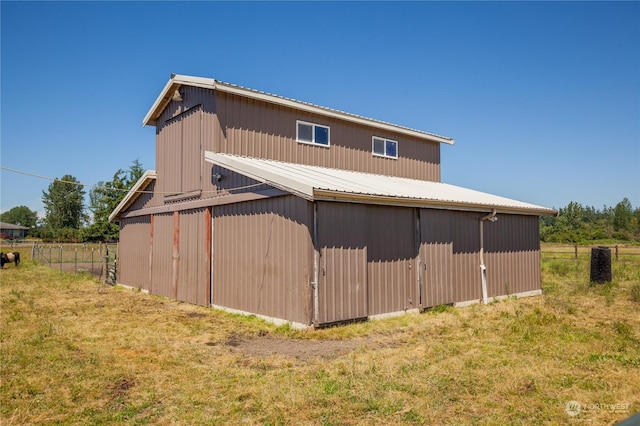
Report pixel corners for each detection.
[29,243,118,283]
[541,244,640,260]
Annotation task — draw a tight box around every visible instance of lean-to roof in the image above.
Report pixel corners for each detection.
[205,153,556,216]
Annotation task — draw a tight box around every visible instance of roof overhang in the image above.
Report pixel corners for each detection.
[144,74,454,145]
[108,170,157,223]
[205,153,557,216]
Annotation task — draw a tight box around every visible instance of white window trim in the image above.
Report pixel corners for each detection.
[296,120,331,147]
[372,136,398,159]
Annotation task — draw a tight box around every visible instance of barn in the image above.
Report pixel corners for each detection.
[110,74,556,328]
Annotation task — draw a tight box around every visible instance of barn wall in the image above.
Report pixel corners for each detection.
[212,92,441,182]
[451,211,483,303]
[484,214,541,297]
[365,206,418,316]
[317,202,368,324]
[150,212,175,300]
[419,209,454,307]
[128,180,159,211]
[118,216,151,291]
[176,208,210,306]
[155,86,216,203]
[212,195,314,325]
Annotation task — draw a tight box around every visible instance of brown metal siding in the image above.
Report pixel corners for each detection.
[214,92,441,181]
[212,196,314,325]
[317,202,368,324]
[118,216,151,290]
[419,209,455,307]
[450,211,483,303]
[177,208,209,306]
[128,180,159,210]
[156,86,216,202]
[484,214,541,297]
[366,206,417,315]
[150,213,174,299]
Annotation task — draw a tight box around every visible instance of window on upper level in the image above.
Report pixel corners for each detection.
[297,120,330,147]
[372,136,398,159]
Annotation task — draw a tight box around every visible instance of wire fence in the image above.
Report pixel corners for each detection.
[29,243,118,283]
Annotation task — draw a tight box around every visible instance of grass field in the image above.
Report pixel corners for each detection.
[1,245,639,425]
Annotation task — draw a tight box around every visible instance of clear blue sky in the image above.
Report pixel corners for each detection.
[1,1,639,219]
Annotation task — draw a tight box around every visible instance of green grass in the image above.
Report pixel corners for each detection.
[1,247,639,424]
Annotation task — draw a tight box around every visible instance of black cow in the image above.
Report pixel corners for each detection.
[0,252,20,268]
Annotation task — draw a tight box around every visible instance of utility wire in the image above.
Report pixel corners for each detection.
[0,165,268,196]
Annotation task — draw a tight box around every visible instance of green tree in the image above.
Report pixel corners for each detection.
[612,198,633,232]
[0,205,38,230]
[42,174,87,230]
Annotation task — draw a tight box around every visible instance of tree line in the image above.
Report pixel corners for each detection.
[540,198,640,244]
[0,160,143,242]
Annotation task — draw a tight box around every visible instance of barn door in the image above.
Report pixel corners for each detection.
[419,209,455,308]
[317,202,368,325]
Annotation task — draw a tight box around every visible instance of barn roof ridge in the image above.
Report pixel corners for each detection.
[143,74,454,145]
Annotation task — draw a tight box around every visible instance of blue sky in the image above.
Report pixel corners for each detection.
[1,1,639,219]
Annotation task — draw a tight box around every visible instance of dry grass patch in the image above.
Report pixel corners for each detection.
[1,249,639,424]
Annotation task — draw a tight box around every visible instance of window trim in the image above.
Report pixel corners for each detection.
[296,120,331,147]
[372,136,398,159]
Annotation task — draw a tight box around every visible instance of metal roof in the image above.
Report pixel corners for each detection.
[205,153,557,216]
[0,222,29,230]
[143,74,454,145]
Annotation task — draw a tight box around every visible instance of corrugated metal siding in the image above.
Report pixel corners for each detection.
[317,202,368,324]
[150,213,175,299]
[118,216,151,290]
[366,206,417,315]
[484,214,541,297]
[212,196,314,325]
[214,92,441,182]
[419,209,454,307]
[128,180,159,210]
[177,208,209,306]
[156,86,214,201]
[451,211,482,303]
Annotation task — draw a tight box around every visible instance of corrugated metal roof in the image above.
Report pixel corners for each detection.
[205,153,557,216]
[144,74,454,145]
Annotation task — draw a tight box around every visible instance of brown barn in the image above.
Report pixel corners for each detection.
[110,74,556,328]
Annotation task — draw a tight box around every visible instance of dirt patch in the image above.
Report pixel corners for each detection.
[209,334,364,360]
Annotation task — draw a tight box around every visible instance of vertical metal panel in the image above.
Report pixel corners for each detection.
[484,214,541,297]
[118,216,151,291]
[419,209,454,307]
[366,206,417,315]
[181,106,202,193]
[317,202,368,324]
[212,196,314,325]
[150,213,174,299]
[176,208,209,306]
[214,92,441,182]
[450,211,482,303]
[128,181,159,210]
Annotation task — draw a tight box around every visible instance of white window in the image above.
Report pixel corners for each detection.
[372,136,398,159]
[297,120,330,147]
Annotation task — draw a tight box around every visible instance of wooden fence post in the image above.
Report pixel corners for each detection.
[574,244,578,259]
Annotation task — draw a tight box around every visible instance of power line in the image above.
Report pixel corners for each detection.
[0,165,268,196]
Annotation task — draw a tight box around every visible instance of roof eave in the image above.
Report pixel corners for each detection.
[313,190,558,216]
